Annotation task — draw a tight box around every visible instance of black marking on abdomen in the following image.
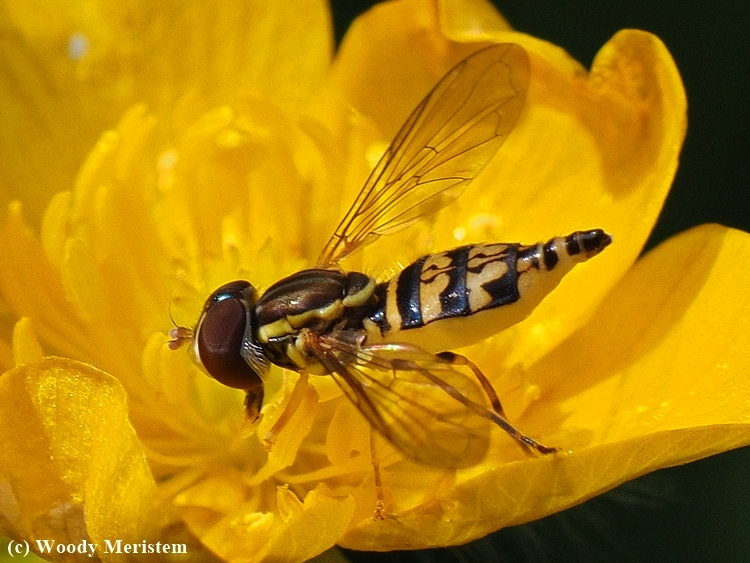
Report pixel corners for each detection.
[565,232,581,255]
[543,240,559,270]
[395,256,426,329]
[579,229,610,253]
[369,282,390,333]
[475,245,520,311]
[516,243,539,270]
[436,246,471,318]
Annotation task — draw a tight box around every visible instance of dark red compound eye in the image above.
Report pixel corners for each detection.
[196,282,263,391]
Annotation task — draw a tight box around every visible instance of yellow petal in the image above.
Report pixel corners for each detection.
[264,485,355,563]
[341,224,750,549]
[437,0,513,41]
[0,358,176,561]
[192,484,355,563]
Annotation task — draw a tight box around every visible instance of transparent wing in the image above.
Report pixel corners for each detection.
[313,334,495,468]
[317,43,529,267]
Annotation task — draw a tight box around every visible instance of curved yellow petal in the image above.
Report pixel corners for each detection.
[437,0,513,40]
[175,480,355,563]
[0,358,189,561]
[341,224,750,549]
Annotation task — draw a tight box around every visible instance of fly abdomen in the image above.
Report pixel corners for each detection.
[372,243,518,336]
[368,229,611,353]
[517,229,612,274]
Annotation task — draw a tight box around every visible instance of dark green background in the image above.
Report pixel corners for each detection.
[329,2,750,562]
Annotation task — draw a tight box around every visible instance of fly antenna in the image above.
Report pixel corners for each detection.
[168,301,179,328]
[167,302,193,350]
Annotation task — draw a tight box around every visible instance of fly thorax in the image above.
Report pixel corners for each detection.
[255,269,347,342]
[253,268,378,371]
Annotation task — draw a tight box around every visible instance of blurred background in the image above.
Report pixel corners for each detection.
[330,1,750,562]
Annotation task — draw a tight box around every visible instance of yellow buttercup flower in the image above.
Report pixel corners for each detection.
[0,1,748,562]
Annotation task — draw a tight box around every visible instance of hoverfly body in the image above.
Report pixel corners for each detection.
[170,44,611,489]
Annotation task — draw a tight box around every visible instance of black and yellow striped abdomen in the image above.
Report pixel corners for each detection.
[366,229,611,352]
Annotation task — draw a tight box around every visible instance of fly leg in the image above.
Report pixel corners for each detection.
[435,351,507,418]
[370,430,386,520]
[432,351,558,456]
[243,386,265,422]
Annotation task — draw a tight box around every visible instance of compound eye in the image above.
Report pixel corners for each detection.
[206,280,252,304]
[196,290,262,390]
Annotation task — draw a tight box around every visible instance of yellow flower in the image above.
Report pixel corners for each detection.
[0,0,748,562]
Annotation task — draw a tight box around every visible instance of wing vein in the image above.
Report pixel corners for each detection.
[317,43,529,266]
